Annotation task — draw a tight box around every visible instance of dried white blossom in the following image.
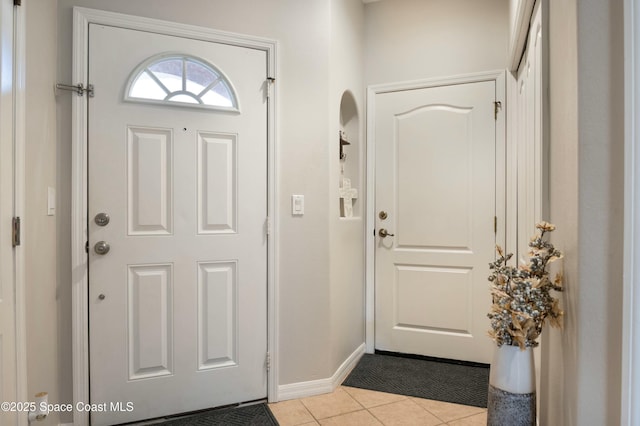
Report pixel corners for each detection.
[487,222,564,350]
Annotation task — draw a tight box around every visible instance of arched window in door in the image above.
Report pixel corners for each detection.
[125,54,239,111]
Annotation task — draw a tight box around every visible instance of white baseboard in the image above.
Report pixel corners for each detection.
[277,343,365,401]
[59,423,74,426]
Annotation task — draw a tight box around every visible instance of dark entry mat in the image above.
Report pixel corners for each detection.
[342,352,489,408]
[155,403,278,425]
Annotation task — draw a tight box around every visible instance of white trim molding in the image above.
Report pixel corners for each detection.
[622,0,640,423]
[365,70,507,354]
[277,343,365,401]
[71,8,278,425]
[509,0,536,72]
[11,1,28,424]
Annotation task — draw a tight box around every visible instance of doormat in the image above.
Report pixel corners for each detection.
[342,352,490,408]
[154,403,278,426]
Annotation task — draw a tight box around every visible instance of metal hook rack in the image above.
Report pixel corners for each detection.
[339,131,351,160]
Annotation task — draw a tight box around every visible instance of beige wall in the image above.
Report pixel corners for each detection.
[23,1,367,423]
[25,0,62,425]
[542,0,625,424]
[574,0,624,422]
[25,0,628,424]
[541,0,579,423]
[364,0,509,86]
[31,3,509,420]
[329,0,366,373]
[56,0,337,388]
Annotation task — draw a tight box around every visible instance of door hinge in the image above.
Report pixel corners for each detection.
[266,77,275,99]
[13,0,21,6]
[266,217,271,236]
[85,241,89,254]
[494,216,498,234]
[266,352,271,372]
[55,83,94,97]
[494,101,502,120]
[11,217,20,247]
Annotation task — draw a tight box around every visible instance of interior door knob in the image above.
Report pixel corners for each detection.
[94,241,110,255]
[378,228,395,238]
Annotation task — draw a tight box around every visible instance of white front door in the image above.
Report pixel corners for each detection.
[88,24,268,425]
[374,80,497,364]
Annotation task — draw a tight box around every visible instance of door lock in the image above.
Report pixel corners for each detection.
[94,241,110,255]
[379,211,388,220]
[95,212,110,226]
[378,228,395,238]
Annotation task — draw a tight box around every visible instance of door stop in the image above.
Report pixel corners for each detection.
[55,83,94,97]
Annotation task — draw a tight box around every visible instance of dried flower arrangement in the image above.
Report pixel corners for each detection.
[487,222,564,350]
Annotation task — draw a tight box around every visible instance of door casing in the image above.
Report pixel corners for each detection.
[1,1,27,424]
[365,70,507,353]
[70,8,278,426]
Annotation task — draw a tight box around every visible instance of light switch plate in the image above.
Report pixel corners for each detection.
[291,195,304,215]
[47,187,56,216]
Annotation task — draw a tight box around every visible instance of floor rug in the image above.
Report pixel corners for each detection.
[342,352,490,408]
[154,403,278,426]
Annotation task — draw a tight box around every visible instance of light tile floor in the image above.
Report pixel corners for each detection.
[269,386,487,426]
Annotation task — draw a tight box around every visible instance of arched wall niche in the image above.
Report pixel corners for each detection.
[339,90,361,218]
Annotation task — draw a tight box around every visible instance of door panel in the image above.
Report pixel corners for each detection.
[197,261,238,370]
[127,126,173,235]
[88,24,267,425]
[127,264,173,380]
[375,81,496,364]
[396,105,472,249]
[395,265,473,333]
[197,132,237,233]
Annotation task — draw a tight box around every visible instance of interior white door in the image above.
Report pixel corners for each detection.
[374,80,497,364]
[88,24,268,425]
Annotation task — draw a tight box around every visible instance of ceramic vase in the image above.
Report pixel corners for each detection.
[487,345,536,426]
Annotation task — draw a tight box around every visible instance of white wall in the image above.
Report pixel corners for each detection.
[56,0,340,387]
[25,1,629,424]
[364,0,509,86]
[20,1,368,422]
[25,1,62,425]
[541,0,625,424]
[509,0,519,34]
[575,0,624,422]
[540,1,579,423]
[329,0,366,373]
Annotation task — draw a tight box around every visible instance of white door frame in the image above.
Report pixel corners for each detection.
[622,0,640,423]
[365,71,507,353]
[1,0,27,424]
[508,0,536,72]
[71,8,278,426]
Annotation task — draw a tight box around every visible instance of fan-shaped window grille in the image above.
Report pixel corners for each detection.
[126,54,239,111]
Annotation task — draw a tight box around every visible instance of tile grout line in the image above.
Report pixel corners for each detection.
[447,409,488,423]
[408,396,489,424]
[297,399,320,424]
[343,389,474,425]
[365,405,387,425]
[275,387,487,425]
[299,390,367,424]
